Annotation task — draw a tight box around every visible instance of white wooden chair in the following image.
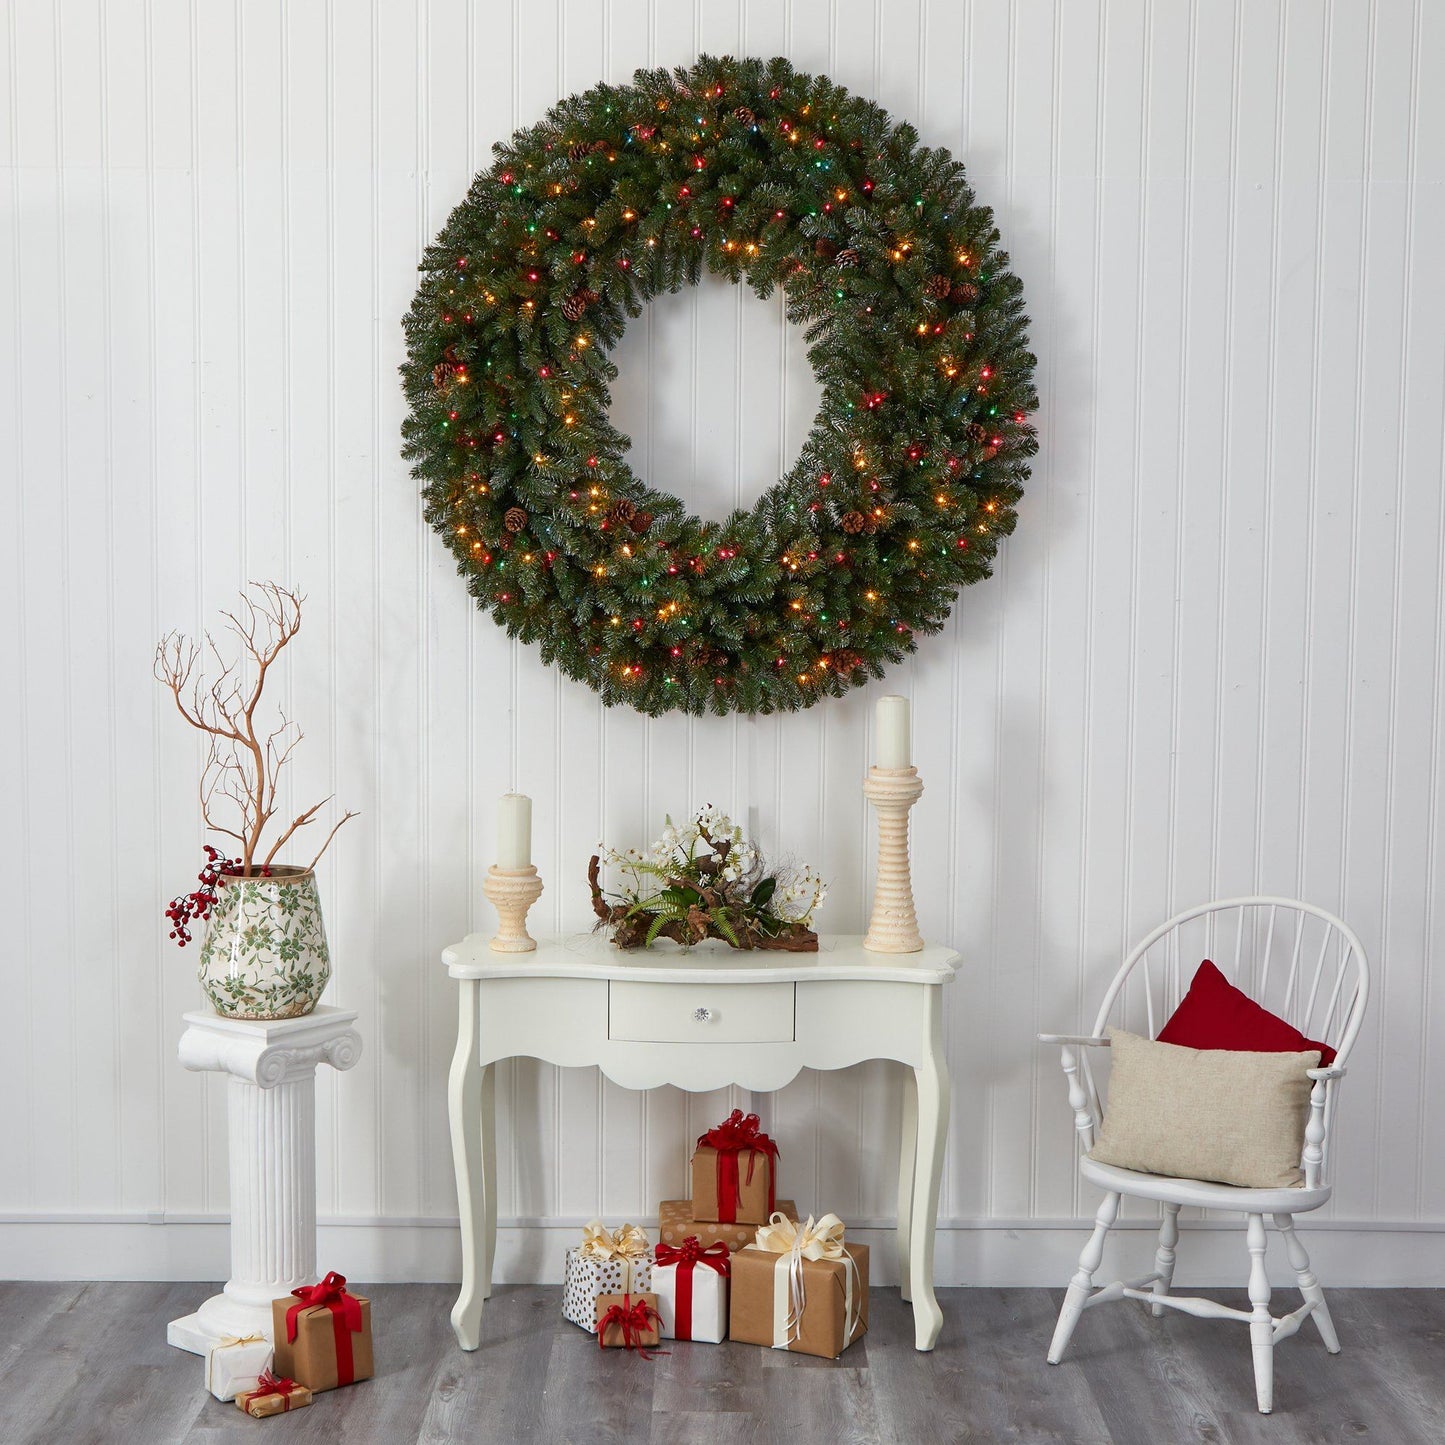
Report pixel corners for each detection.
[1040,897,1370,1414]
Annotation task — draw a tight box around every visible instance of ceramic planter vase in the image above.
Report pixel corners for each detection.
[197,866,331,1020]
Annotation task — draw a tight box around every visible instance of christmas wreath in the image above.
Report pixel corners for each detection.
[402,55,1037,715]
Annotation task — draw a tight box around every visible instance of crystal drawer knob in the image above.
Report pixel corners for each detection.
[693,1006,714,1023]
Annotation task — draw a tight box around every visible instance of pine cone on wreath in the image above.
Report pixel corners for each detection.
[980,444,999,462]
[965,421,987,444]
[590,139,609,154]
[431,358,461,391]
[924,273,952,299]
[504,506,528,533]
[562,293,589,322]
[628,510,654,535]
[609,499,637,525]
[832,648,862,673]
[841,510,866,535]
[567,142,590,161]
[862,515,879,535]
[835,247,862,269]
[813,238,839,261]
[950,282,981,305]
[732,105,757,127]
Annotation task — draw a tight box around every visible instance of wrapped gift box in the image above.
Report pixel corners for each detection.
[652,1236,730,1342]
[729,1214,869,1360]
[204,1332,273,1402]
[272,1271,373,1392]
[659,1198,798,1254]
[235,1370,312,1418]
[595,1292,664,1354]
[691,1110,779,1225]
[563,1221,655,1333]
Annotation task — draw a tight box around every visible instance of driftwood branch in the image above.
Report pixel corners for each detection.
[306,811,360,873]
[156,583,355,875]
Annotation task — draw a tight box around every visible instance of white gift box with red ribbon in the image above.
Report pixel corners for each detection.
[652,1236,731,1343]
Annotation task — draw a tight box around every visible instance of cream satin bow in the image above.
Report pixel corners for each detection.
[580,1218,651,1296]
[751,1212,859,1348]
[579,1219,650,1262]
[753,1212,846,1261]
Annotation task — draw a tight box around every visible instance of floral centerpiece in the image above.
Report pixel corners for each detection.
[588,806,826,952]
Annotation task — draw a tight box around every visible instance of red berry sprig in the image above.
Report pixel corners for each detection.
[164,845,271,946]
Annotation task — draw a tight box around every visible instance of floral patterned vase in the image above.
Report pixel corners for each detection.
[197,866,331,1020]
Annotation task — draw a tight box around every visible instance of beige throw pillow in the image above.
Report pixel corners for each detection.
[1089,1028,1320,1189]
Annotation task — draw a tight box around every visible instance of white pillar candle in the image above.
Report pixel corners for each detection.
[496,793,532,870]
[876,695,911,771]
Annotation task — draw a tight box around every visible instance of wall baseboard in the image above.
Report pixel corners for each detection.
[3,1214,1442,1288]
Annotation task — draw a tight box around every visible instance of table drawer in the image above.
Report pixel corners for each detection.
[608,980,796,1043]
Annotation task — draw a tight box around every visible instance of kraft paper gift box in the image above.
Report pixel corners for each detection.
[235,1370,312,1418]
[562,1220,655,1333]
[272,1271,374,1393]
[659,1197,798,1253]
[595,1292,664,1354]
[729,1213,869,1360]
[691,1109,779,1225]
[652,1237,731,1343]
[204,1332,274,1402]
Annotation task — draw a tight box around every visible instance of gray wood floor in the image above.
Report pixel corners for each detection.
[2,1281,1442,1444]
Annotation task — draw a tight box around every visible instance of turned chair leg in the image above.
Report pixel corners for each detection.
[1048,1190,1120,1364]
[1151,1202,1180,1317]
[1274,1212,1340,1354]
[1246,1214,1274,1414]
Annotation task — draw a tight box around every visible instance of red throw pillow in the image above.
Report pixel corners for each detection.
[1156,959,1337,1066]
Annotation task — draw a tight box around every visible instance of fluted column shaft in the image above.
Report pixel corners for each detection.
[225,1071,318,1306]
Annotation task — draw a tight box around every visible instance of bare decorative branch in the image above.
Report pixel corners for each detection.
[155,583,355,875]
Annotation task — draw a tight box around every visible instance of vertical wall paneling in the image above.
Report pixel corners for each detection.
[3,0,1443,1283]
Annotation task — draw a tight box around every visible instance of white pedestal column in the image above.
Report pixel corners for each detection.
[167,1005,362,1356]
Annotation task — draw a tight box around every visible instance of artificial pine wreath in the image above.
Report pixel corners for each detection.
[402,55,1038,716]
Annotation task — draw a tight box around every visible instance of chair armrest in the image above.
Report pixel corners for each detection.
[1301,1067,1345,1188]
[1043,1036,1103,1151]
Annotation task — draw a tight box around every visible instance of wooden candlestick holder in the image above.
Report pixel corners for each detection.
[484,865,544,952]
[863,765,924,954]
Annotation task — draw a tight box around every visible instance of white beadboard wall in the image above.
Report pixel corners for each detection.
[3,0,1445,1289]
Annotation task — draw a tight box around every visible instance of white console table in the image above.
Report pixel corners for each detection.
[442,932,959,1352]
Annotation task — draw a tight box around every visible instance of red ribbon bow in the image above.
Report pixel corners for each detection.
[596,1293,667,1360]
[248,1369,300,1411]
[698,1109,779,1223]
[286,1270,364,1385]
[655,1236,731,1275]
[655,1235,730,1342]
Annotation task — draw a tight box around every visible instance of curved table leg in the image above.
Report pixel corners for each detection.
[909,991,950,1351]
[480,1061,497,1300]
[897,1065,918,1302]
[449,980,485,1349]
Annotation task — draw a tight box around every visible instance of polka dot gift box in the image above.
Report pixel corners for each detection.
[658,1198,799,1254]
[562,1220,655,1334]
